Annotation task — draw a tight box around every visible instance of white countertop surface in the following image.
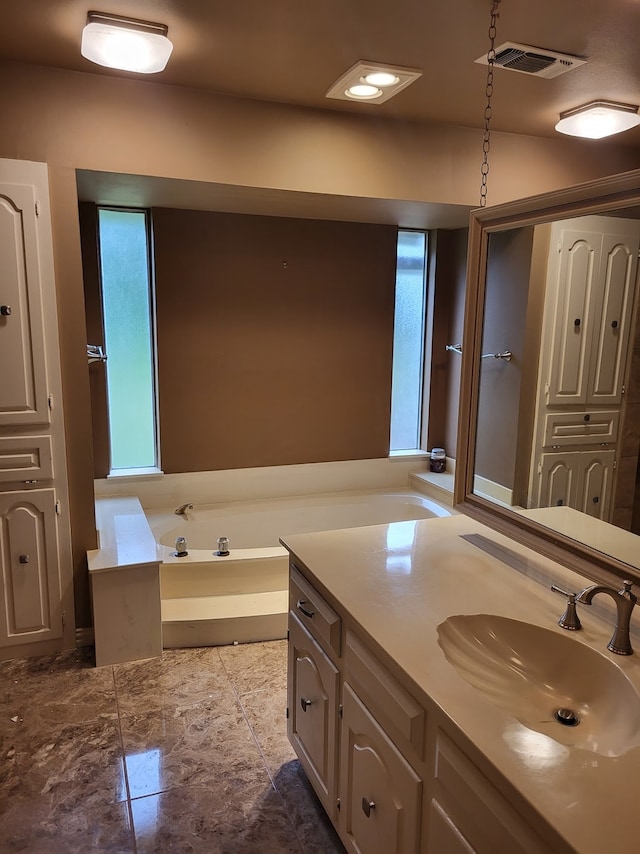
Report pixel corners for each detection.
[281,514,640,854]
[87,496,160,572]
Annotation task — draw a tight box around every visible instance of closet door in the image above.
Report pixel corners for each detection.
[0,489,62,647]
[0,183,49,426]
[546,229,601,407]
[587,231,639,405]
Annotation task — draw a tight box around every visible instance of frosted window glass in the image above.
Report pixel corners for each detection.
[390,231,427,451]
[98,209,156,470]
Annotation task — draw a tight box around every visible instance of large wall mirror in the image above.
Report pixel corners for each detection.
[456,168,640,585]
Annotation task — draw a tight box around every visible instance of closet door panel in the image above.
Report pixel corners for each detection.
[588,233,639,404]
[0,184,49,426]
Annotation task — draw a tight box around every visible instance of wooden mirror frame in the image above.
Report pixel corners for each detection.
[455,167,640,585]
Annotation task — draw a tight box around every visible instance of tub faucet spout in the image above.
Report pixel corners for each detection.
[576,580,637,655]
[175,503,193,516]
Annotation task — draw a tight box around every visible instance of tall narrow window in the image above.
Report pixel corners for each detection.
[390,230,428,451]
[98,208,157,472]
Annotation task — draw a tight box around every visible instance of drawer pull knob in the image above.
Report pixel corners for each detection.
[574,318,581,327]
[583,414,590,422]
[0,305,11,316]
[612,320,619,329]
[297,600,315,619]
[19,554,30,564]
[300,697,312,712]
[361,798,376,818]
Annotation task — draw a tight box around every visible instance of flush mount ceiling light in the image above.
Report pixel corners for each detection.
[81,11,173,73]
[555,100,640,139]
[326,61,422,105]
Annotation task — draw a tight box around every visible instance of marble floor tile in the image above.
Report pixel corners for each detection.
[121,696,263,798]
[238,684,296,775]
[272,760,346,853]
[2,639,346,853]
[1,797,134,854]
[114,646,231,715]
[131,780,302,853]
[218,639,288,697]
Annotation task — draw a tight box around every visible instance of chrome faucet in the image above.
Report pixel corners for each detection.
[576,580,637,655]
[174,503,193,516]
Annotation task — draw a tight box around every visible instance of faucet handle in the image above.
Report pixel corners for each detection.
[551,585,582,631]
[619,580,637,604]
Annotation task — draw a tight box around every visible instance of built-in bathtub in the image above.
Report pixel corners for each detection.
[145,489,451,648]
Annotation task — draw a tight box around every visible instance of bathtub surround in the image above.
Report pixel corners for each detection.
[94,457,438,509]
[0,639,344,853]
[89,472,452,659]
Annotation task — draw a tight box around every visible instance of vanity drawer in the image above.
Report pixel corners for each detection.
[345,629,425,762]
[0,435,53,482]
[290,564,341,658]
[543,410,619,447]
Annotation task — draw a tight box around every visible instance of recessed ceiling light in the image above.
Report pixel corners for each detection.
[346,84,383,100]
[326,61,422,105]
[81,11,173,74]
[363,71,400,88]
[555,100,640,139]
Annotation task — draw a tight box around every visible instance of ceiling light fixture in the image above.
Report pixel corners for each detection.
[555,101,640,139]
[326,61,422,105]
[81,11,173,74]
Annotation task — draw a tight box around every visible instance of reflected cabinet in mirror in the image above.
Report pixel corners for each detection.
[456,168,640,584]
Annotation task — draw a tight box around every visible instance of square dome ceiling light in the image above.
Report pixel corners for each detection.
[555,101,640,139]
[81,11,173,73]
[326,61,422,104]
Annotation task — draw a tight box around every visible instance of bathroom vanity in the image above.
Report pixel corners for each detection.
[281,514,640,854]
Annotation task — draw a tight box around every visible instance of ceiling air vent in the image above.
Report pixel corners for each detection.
[475,42,586,79]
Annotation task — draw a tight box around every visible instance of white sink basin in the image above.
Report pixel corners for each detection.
[437,613,640,757]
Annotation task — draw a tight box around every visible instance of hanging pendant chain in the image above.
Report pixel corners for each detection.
[480,0,502,207]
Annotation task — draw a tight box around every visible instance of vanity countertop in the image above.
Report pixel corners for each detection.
[281,513,640,854]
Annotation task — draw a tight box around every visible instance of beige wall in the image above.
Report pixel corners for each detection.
[1,58,638,630]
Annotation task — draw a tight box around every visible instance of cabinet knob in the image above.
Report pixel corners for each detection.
[583,414,590,422]
[0,305,11,316]
[592,496,599,504]
[18,554,30,564]
[574,318,581,328]
[612,320,619,329]
[361,798,376,818]
[297,599,315,619]
[300,697,312,712]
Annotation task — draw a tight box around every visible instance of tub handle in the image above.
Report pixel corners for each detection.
[300,697,312,712]
[297,600,315,619]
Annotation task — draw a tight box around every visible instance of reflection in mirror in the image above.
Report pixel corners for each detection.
[459,170,640,582]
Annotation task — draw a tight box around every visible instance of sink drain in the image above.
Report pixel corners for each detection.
[554,707,580,727]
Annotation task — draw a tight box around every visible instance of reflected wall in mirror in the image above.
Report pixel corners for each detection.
[458,169,640,583]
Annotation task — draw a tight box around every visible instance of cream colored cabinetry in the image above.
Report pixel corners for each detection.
[287,560,551,854]
[529,215,640,519]
[0,489,62,647]
[0,160,73,657]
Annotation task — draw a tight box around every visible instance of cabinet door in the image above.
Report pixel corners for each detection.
[340,683,422,854]
[0,489,62,646]
[0,183,49,426]
[587,231,639,405]
[537,450,615,520]
[288,611,339,816]
[575,449,616,520]
[546,229,600,406]
[537,452,579,509]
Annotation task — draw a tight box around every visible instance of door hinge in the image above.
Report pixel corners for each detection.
[55,499,62,515]
[48,393,54,411]
[286,629,290,641]
[338,703,343,719]
[622,384,626,395]
[336,798,341,811]
[285,706,289,719]
[35,200,41,217]
[62,610,66,627]
[557,241,562,254]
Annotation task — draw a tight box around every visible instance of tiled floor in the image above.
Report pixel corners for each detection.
[0,640,346,853]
